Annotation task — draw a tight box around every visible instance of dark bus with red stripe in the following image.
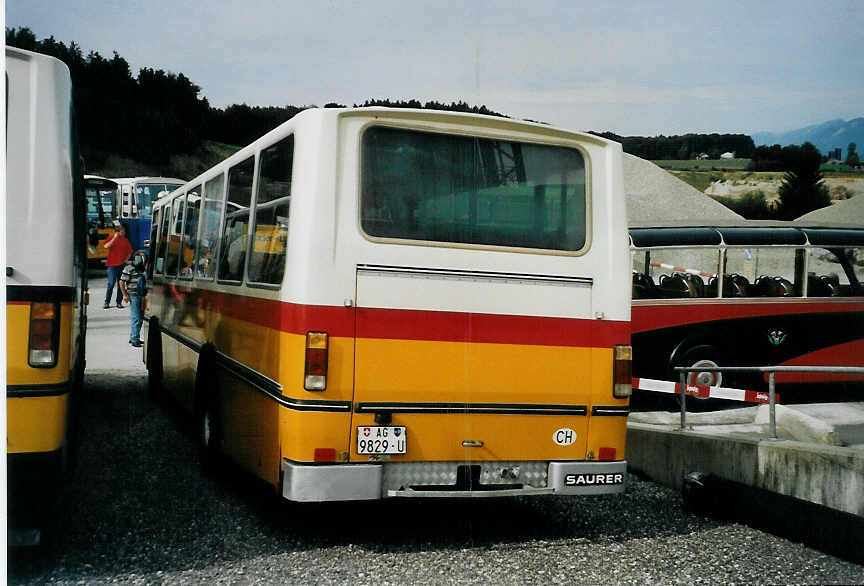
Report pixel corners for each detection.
[630,223,864,400]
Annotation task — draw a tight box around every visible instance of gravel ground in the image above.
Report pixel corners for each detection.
[9,372,864,585]
[8,277,864,584]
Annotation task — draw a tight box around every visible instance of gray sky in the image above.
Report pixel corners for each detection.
[6,0,863,136]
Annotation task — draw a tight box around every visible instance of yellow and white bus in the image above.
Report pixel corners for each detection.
[6,46,88,543]
[145,107,631,501]
[84,174,119,265]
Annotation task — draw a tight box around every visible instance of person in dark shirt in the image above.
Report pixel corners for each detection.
[119,252,148,347]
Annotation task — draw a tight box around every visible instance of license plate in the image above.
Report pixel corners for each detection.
[357,426,407,455]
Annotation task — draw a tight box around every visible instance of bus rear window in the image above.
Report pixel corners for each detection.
[361,126,587,251]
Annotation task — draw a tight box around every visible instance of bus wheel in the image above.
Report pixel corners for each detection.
[73,334,86,393]
[146,326,163,402]
[676,345,725,390]
[198,400,221,475]
[195,348,221,475]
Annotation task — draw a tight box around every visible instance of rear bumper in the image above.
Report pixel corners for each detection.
[8,449,65,528]
[281,459,627,502]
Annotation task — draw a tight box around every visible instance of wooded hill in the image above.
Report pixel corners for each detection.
[8,27,755,176]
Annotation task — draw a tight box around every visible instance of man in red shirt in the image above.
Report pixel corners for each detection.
[103,223,133,309]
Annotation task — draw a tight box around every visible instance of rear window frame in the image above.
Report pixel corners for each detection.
[356,122,593,256]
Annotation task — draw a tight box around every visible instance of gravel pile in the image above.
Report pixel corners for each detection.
[8,372,864,585]
[795,194,864,227]
[623,153,744,227]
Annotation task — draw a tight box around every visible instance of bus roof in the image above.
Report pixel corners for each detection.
[630,224,864,248]
[84,175,119,186]
[160,106,619,197]
[112,176,187,185]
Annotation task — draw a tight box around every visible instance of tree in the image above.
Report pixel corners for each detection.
[846,142,859,166]
[6,27,210,169]
[776,142,831,219]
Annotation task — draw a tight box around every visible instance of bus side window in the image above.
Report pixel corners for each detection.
[218,156,255,283]
[632,272,659,299]
[850,247,864,296]
[807,247,852,296]
[148,208,161,278]
[164,197,184,278]
[197,173,225,280]
[725,247,799,298]
[648,248,718,299]
[180,186,201,279]
[154,202,171,275]
[249,135,293,285]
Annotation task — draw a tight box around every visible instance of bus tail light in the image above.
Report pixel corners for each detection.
[613,345,632,398]
[304,331,329,391]
[29,302,59,367]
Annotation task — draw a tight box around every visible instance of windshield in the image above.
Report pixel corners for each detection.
[85,184,117,227]
[136,183,182,218]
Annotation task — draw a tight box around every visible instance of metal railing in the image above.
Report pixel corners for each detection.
[673,366,864,439]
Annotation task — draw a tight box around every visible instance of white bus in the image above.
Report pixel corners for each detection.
[145,107,632,502]
[6,46,88,544]
[113,176,185,220]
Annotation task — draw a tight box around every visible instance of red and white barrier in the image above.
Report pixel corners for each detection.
[631,377,778,404]
[649,261,716,279]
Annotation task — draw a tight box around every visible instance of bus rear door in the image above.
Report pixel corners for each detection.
[351,264,593,476]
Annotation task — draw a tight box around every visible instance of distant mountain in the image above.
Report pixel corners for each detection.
[752,118,864,158]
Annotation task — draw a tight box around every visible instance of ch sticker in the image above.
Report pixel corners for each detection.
[553,428,577,446]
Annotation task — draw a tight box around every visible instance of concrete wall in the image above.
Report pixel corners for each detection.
[627,423,864,517]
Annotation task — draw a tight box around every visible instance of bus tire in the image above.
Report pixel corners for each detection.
[195,347,221,475]
[670,345,729,404]
[73,333,86,393]
[146,322,164,402]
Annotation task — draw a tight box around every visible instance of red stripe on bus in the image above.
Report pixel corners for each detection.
[772,339,864,383]
[151,284,353,336]
[632,301,864,333]
[357,307,629,347]
[150,284,629,348]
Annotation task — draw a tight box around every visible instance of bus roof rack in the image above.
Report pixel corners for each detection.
[630,223,864,248]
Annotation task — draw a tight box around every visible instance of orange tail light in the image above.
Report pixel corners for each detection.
[613,344,632,398]
[29,302,59,367]
[304,331,329,391]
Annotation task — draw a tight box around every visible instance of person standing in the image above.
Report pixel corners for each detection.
[103,223,133,309]
[119,252,148,347]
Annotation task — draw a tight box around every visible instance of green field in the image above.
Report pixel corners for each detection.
[651,158,751,171]
[666,170,716,191]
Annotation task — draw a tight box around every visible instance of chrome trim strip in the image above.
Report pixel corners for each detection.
[632,297,864,306]
[214,351,351,413]
[356,264,593,285]
[158,325,202,352]
[387,487,555,498]
[354,402,588,416]
[590,406,631,417]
